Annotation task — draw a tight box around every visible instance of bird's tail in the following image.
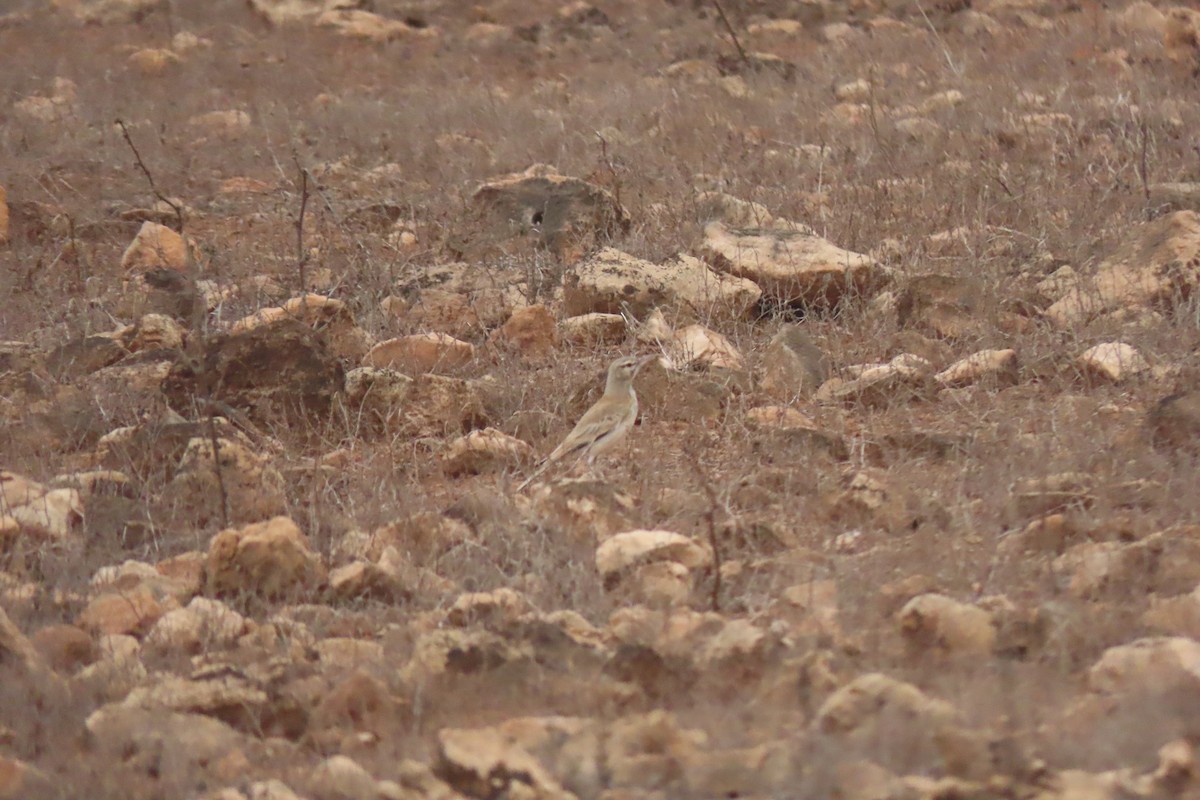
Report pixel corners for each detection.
[516,460,551,492]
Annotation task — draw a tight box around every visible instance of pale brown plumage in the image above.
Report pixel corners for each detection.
[517,355,657,491]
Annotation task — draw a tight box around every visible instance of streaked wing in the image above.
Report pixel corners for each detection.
[547,402,627,462]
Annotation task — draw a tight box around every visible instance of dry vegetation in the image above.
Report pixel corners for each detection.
[2,0,1200,798]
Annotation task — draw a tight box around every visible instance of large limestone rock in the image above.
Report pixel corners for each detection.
[1076,342,1149,383]
[230,294,372,363]
[759,326,829,400]
[1088,637,1200,697]
[563,247,761,319]
[120,221,192,274]
[441,428,534,476]
[700,221,885,309]
[816,354,938,407]
[1046,211,1200,327]
[461,164,630,261]
[205,516,326,600]
[161,318,345,426]
[165,436,287,526]
[363,333,475,373]
[897,594,996,657]
[936,348,1019,388]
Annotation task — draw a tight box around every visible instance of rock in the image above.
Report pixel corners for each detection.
[936,348,1019,388]
[463,164,629,261]
[44,334,128,379]
[1076,342,1149,383]
[1088,637,1200,698]
[188,109,251,138]
[606,710,707,790]
[385,288,482,339]
[1165,7,1200,61]
[1046,211,1200,327]
[559,312,626,345]
[231,294,371,363]
[144,597,247,654]
[896,273,985,339]
[30,624,96,674]
[128,47,180,75]
[595,530,712,582]
[85,707,245,784]
[0,755,51,799]
[998,513,1080,557]
[435,726,570,799]
[563,247,761,320]
[247,0,331,25]
[363,333,474,373]
[1148,391,1200,452]
[759,326,829,400]
[205,516,326,600]
[77,586,166,637]
[492,305,558,357]
[342,367,413,430]
[404,628,531,680]
[161,318,345,426]
[401,374,490,436]
[127,313,185,352]
[327,560,410,604]
[669,324,744,372]
[315,9,432,43]
[694,191,776,228]
[898,594,996,657]
[441,428,534,476]
[120,221,191,273]
[166,436,287,526]
[1053,539,1158,599]
[700,221,884,309]
[634,356,728,422]
[309,755,380,800]
[1,472,83,541]
[815,354,938,407]
[446,588,529,628]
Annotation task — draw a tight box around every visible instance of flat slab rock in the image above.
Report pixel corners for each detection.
[700,221,887,309]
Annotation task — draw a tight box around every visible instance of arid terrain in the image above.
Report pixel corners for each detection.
[2,0,1200,798]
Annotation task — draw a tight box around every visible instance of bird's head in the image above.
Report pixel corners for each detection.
[606,354,659,393]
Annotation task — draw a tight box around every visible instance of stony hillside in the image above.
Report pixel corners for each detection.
[2,0,1200,798]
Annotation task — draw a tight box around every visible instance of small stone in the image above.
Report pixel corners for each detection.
[701,221,885,309]
[363,333,474,373]
[595,529,711,581]
[31,624,97,674]
[205,516,326,600]
[670,324,744,372]
[166,436,287,526]
[1077,342,1149,383]
[491,305,558,357]
[759,326,829,401]
[188,110,251,138]
[441,428,534,476]
[77,586,166,637]
[128,47,181,75]
[559,312,626,345]
[936,348,1019,388]
[816,354,937,407]
[897,593,996,657]
[120,221,191,273]
[145,597,247,654]
[563,247,761,320]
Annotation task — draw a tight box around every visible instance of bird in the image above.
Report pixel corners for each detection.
[517,354,658,491]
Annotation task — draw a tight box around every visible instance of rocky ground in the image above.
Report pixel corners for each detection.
[2,0,1200,798]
